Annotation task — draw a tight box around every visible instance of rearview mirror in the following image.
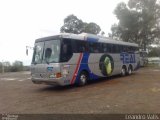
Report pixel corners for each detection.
[26,46,34,56]
[26,48,28,56]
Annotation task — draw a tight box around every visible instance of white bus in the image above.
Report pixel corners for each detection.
[31,33,140,86]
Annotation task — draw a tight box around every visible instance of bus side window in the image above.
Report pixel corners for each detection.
[88,42,98,53]
[107,44,112,53]
[122,46,128,52]
[112,44,116,53]
[72,40,87,53]
[88,42,93,53]
[103,44,107,53]
[98,43,103,53]
[79,42,86,52]
[79,41,86,52]
[60,39,73,62]
[117,45,121,53]
[119,45,122,52]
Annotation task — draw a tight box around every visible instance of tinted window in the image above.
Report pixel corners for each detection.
[88,42,101,53]
[60,39,73,62]
[107,44,112,53]
[73,40,87,53]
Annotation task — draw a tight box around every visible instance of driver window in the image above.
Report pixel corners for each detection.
[45,48,52,61]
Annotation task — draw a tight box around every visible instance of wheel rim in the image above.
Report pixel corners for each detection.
[80,74,86,84]
[128,68,132,74]
[121,68,126,76]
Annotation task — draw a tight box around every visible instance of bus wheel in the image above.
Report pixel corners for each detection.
[128,65,132,75]
[78,71,88,86]
[121,66,126,76]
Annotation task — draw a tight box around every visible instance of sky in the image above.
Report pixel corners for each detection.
[0,0,128,65]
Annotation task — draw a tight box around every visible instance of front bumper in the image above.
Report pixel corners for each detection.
[31,77,66,86]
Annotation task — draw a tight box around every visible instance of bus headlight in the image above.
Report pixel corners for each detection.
[49,74,56,78]
[49,73,62,78]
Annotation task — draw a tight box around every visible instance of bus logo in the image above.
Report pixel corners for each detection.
[120,53,136,64]
[47,67,53,72]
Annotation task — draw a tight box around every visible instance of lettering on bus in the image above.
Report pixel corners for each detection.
[120,53,136,64]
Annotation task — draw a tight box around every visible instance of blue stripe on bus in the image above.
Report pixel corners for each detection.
[87,37,98,42]
[75,53,99,84]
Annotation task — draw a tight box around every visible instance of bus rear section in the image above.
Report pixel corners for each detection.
[139,51,148,67]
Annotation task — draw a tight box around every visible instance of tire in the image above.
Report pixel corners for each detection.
[78,71,88,86]
[121,66,126,76]
[128,65,132,75]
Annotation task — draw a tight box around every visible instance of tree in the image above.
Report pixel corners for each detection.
[148,47,160,57]
[11,61,24,72]
[110,0,160,50]
[0,61,11,73]
[84,22,101,34]
[0,61,24,73]
[60,15,84,34]
[3,61,11,72]
[60,14,101,35]
[0,62,2,73]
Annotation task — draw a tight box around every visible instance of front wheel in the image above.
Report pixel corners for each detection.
[78,71,88,86]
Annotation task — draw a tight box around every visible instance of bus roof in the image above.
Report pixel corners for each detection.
[35,33,138,47]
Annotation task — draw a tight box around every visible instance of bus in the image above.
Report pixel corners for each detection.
[139,51,148,67]
[30,33,140,86]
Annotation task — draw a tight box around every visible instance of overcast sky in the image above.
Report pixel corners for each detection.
[0,0,128,65]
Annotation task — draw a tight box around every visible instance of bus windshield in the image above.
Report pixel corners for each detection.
[32,40,60,64]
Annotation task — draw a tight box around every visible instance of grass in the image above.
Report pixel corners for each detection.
[145,63,160,69]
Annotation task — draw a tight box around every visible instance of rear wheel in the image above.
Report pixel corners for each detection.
[121,66,126,76]
[78,71,88,86]
[128,65,132,75]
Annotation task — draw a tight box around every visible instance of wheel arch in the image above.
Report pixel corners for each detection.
[77,69,89,86]
[79,69,89,78]
[122,65,127,70]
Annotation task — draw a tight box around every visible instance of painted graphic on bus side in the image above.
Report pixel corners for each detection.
[99,54,114,76]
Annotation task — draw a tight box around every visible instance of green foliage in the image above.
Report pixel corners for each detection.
[110,0,160,50]
[60,14,101,35]
[148,47,160,57]
[0,61,11,73]
[11,61,23,72]
[0,60,24,73]
[0,62,2,73]
[60,15,84,34]
[84,22,101,35]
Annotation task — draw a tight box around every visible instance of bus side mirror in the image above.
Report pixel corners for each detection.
[26,46,34,56]
[26,48,28,56]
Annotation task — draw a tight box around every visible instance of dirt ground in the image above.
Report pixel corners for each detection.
[0,66,160,114]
